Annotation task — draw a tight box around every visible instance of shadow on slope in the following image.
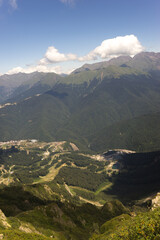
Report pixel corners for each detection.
[105,151,160,203]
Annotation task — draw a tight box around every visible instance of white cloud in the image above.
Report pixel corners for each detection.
[5,35,145,76]
[60,0,75,5]
[39,46,77,64]
[0,0,18,9]
[9,0,17,9]
[6,65,62,75]
[79,35,144,61]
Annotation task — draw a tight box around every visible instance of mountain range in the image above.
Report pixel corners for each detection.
[1,52,160,239]
[0,52,160,152]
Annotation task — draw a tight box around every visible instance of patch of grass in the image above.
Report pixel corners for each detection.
[0,229,52,240]
[95,181,112,195]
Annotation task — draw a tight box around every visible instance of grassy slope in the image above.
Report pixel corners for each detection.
[1,202,160,240]
[0,186,129,240]
[90,208,160,240]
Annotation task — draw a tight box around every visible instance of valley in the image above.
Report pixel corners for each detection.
[0,139,160,239]
[0,52,160,239]
[0,53,160,153]
[0,0,159,237]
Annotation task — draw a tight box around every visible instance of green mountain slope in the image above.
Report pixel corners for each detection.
[59,72,160,136]
[0,53,160,152]
[0,195,129,240]
[89,112,160,152]
[0,93,70,142]
[0,140,160,239]
[0,72,61,104]
[72,52,160,74]
[90,208,160,240]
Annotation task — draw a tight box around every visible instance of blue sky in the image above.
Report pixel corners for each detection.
[0,0,159,75]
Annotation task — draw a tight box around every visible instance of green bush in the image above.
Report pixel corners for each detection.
[90,208,160,240]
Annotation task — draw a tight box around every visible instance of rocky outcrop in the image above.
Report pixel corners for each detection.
[0,209,11,228]
[152,193,160,210]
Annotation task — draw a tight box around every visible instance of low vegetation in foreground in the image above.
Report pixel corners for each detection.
[90,208,160,240]
[0,140,160,239]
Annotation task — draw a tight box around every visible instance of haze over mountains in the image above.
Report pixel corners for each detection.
[0,52,160,152]
[0,72,61,103]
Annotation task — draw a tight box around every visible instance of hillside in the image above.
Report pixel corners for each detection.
[0,139,132,239]
[0,140,114,206]
[72,52,160,73]
[0,54,160,240]
[0,53,160,153]
[0,140,160,205]
[89,112,160,152]
[0,140,160,239]
[90,207,160,240]
[0,196,129,240]
[0,72,61,104]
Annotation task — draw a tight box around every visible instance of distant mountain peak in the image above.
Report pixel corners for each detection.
[72,52,160,74]
[72,55,132,74]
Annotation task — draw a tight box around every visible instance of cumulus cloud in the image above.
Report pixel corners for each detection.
[79,35,144,61]
[9,0,17,9]
[39,46,77,64]
[6,65,62,75]
[5,35,144,76]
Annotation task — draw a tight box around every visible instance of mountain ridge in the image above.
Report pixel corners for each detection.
[72,52,160,74]
[0,52,160,152]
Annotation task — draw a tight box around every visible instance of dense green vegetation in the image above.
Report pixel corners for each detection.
[0,141,160,206]
[0,53,160,152]
[0,188,129,240]
[0,186,46,216]
[1,196,160,240]
[90,208,160,240]
[0,146,51,183]
[0,53,160,239]
[0,230,52,240]
[54,167,107,191]
[89,112,160,152]
[0,140,159,239]
[54,152,108,171]
[0,141,114,207]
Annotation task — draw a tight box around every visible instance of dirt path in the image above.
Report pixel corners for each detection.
[64,183,74,196]
[79,197,103,207]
